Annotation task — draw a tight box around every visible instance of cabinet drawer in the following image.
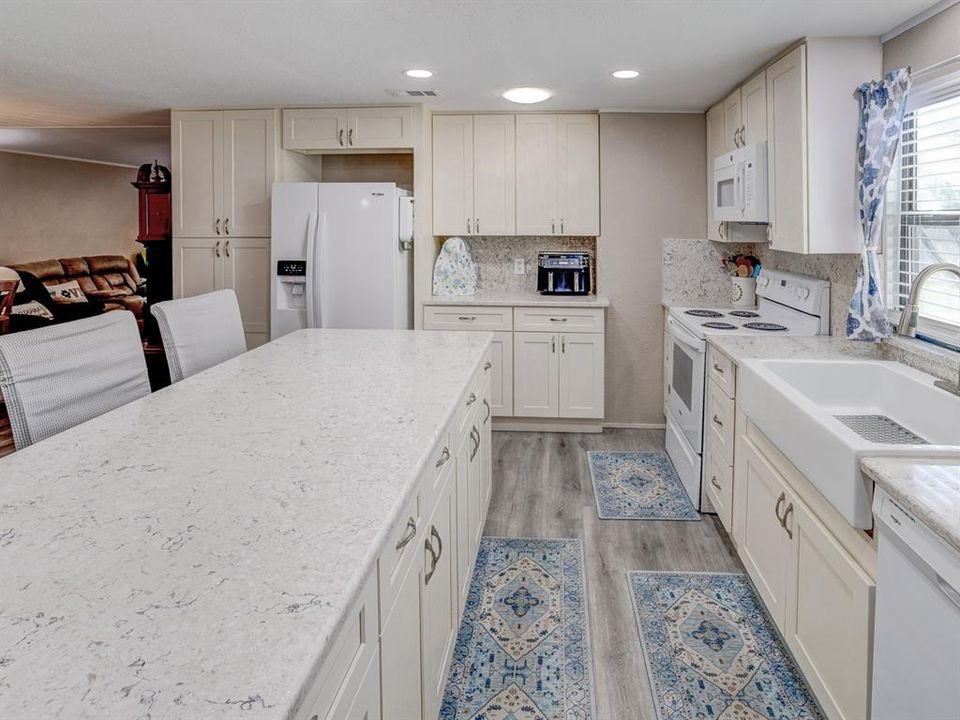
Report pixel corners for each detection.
[704,441,733,534]
[294,573,378,720]
[423,305,512,331]
[707,345,736,398]
[706,379,735,467]
[456,376,481,443]
[378,490,421,625]
[514,307,604,333]
[422,432,454,517]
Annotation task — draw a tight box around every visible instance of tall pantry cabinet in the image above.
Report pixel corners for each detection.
[171,109,277,348]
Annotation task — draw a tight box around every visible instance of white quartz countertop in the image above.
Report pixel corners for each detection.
[861,457,960,552]
[0,329,491,719]
[706,335,881,364]
[424,290,609,308]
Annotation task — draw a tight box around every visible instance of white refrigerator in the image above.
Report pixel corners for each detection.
[270,183,414,339]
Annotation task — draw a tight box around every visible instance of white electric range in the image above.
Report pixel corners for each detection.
[664,268,831,512]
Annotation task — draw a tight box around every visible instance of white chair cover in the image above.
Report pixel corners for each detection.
[0,311,150,449]
[150,289,246,383]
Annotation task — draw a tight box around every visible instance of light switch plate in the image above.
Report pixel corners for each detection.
[513,258,525,275]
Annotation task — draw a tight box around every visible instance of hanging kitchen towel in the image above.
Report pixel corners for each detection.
[432,237,478,295]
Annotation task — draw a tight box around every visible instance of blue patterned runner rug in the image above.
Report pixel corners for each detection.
[628,571,825,720]
[588,451,700,520]
[441,537,595,719]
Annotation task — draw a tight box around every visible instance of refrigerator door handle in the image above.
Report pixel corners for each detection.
[317,213,328,329]
[305,212,319,328]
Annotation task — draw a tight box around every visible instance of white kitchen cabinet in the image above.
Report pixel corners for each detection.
[479,379,493,516]
[283,108,348,150]
[326,649,381,720]
[516,114,558,235]
[558,333,604,418]
[347,107,415,149]
[171,109,276,239]
[379,555,422,720]
[454,424,473,608]
[489,331,513,416]
[174,238,222,299]
[282,107,413,151]
[557,114,600,236]
[432,115,474,236]
[472,114,516,236]
[514,331,560,417]
[705,103,726,242]
[741,70,767,144]
[468,417,483,552]
[722,88,742,153]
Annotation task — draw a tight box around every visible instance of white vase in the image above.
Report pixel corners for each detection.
[732,277,757,307]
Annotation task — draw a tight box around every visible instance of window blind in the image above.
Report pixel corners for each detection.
[885,84,960,348]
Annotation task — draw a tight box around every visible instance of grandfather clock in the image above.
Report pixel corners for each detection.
[132,161,172,306]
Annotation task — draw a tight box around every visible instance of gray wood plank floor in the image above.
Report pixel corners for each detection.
[483,428,743,719]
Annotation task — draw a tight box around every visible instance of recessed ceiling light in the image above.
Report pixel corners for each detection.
[612,69,640,79]
[404,68,433,79]
[502,87,553,104]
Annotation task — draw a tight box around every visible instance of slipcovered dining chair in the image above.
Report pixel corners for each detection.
[150,289,246,383]
[0,311,150,449]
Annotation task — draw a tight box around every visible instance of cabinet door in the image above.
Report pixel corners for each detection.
[222,237,270,347]
[421,477,457,720]
[703,439,733,533]
[468,420,483,555]
[171,111,223,238]
[472,114,516,236]
[558,332,604,419]
[479,382,493,520]
[173,238,222,300]
[557,114,600,236]
[705,103,725,241]
[785,498,874,720]
[489,331,513,416]
[766,45,807,253]
[283,108,348,150]
[516,114,558,235]
[326,649,381,720]
[347,107,414,149]
[722,89,742,152]
[736,437,792,631]
[432,115,474,236]
[223,110,276,239]
[741,71,767,144]
[513,332,559,417]
[380,559,423,720]
[454,428,472,609]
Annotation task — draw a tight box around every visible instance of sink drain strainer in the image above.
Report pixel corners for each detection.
[834,414,929,445]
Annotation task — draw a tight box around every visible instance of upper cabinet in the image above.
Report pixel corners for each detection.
[434,113,599,237]
[282,107,414,152]
[171,109,277,238]
[705,104,726,242]
[741,71,767,145]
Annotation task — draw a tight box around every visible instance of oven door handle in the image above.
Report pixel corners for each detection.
[667,316,706,354]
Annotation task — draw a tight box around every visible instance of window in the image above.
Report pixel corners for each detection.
[885,76,960,350]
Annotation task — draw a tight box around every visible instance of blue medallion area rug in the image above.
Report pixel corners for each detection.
[587,451,700,521]
[628,571,825,720]
[440,537,595,720]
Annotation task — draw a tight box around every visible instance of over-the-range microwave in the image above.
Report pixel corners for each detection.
[713,141,769,223]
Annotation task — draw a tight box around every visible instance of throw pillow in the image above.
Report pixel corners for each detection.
[46,280,88,304]
[11,300,54,320]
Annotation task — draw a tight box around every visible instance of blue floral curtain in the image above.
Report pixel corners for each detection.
[846,68,912,341]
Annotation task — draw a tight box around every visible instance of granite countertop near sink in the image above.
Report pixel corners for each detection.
[862,457,960,551]
[424,290,610,308]
[0,329,491,720]
[707,335,881,364]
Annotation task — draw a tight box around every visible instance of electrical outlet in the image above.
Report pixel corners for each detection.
[513,258,525,275]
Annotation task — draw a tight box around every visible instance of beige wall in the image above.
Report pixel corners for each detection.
[0,152,140,266]
[599,113,706,425]
[882,2,959,72]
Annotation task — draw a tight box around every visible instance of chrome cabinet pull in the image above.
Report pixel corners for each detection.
[431,525,442,562]
[552,336,556,353]
[549,317,568,322]
[467,218,471,234]
[475,218,479,234]
[215,218,221,235]
[712,362,724,374]
[348,128,354,146]
[458,315,477,321]
[710,475,722,491]
[782,503,794,539]
[395,517,417,551]
[424,537,438,585]
[712,414,723,428]
[224,240,231,257]
[483,360,492,371]
[338,129,344,146]
[560,218,564,234]
[470,426,479,460]
[718,222,725,240]
[483,398,491,424]
[775,491,786,525]
[561,336,566,353]
[435,446,450,468]
[214,240,221,258]
[551,220,556,234]
[466,392,477,406]
[224,217,230,235]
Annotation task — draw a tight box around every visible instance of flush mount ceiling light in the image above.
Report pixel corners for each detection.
[611,69,640,79]
[403,68,433,79]
[502,87,553,104]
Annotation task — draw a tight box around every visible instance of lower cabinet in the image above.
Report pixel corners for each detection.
[379,557,423,720]
[327,649,382,720]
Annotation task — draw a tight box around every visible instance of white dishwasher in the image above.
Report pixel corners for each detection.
[872,487,960,720]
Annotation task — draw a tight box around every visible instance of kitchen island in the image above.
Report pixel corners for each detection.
[0,329,493,719]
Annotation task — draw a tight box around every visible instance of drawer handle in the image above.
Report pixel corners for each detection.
[435,446,450,468]
[395,517,417,551]
[713,362,725,374]
[782,503,794,539]
[466,392,477,406]
[775,491,786,525]
[483,398,490,424]
[549,317,568,322]
[424,536,438,585]
[710,475,722,491]
[712,414,724,428]
[470,426,480,460]
[483,360,492,371]
[458,315,477,321]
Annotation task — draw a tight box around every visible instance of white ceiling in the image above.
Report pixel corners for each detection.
[0,127,171,168]
[0,0,939,128]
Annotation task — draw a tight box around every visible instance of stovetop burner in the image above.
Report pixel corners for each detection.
[729,310,760,318]
[744,321,789,332]
[685,309,723,318]
[702,321,737,330]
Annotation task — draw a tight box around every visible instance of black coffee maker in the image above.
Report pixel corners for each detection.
[537,252,591,295]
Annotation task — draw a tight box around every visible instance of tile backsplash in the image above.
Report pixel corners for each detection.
[437,236,596,295]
